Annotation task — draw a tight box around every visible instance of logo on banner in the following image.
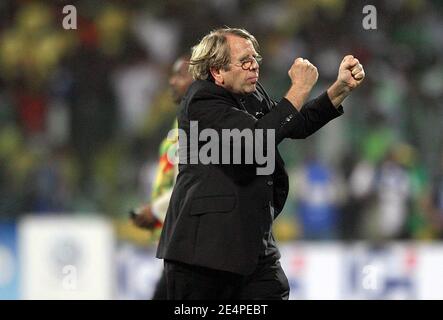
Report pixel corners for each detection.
[50,237,82,291]
[347,246,417,299]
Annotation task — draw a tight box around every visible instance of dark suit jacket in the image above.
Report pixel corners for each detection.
[157,79,343,275]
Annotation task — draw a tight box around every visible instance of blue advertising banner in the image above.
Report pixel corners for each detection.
[0,223,19,299]
[116,244,163,300]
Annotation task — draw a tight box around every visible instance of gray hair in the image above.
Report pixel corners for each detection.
[189,27,260,80]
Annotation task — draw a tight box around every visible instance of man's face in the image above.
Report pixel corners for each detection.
[218,35,260,95]
[169,58,193,103]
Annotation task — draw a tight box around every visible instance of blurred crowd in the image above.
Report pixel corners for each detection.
[0,0,442,242]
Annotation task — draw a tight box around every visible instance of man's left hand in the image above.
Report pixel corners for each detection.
[337,55,365,92]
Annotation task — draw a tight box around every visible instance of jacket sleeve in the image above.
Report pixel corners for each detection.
[282,91,344,139]
[187,88,300,146]
[188,88,343,143]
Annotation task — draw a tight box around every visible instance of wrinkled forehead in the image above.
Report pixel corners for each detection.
[226,34,257,59]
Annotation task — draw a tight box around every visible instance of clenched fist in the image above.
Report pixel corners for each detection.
[288,58,319,93]
[285,58,319,110]
[337,55,365,91]
[131,204,162,230]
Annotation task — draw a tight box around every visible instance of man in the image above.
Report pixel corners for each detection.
[130,55,193,299]
[157,28,365,299]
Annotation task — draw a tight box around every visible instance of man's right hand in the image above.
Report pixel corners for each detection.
[131,204,161,230]
[285,58,319,110]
